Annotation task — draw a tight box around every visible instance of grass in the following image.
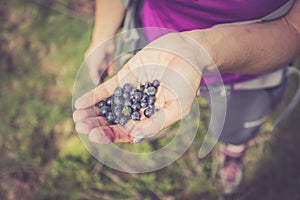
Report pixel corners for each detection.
[1,1,300,200]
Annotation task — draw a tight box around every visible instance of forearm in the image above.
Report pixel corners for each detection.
[92,0,126,43]
[185,1,300,74]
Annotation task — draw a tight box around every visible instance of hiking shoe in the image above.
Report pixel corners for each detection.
[217,144,245,195]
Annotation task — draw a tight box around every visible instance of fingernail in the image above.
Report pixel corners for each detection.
[133,136,144,144]
[131,128,142,137]
[92,79,99,86]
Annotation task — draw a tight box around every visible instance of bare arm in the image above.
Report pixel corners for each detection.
[185,0,300,74]
[91,0,126,44]
[85,0,126,83]
[74,0,300,143]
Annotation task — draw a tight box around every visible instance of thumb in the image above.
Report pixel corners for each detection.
[85,47,107,85]
[86,62,101,85]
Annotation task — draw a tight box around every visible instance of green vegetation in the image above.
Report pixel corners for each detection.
[1,1,300,200]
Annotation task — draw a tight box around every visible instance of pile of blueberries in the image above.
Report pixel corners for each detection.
[97,80,160,126]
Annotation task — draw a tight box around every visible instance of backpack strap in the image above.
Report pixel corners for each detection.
[233,69,285,90]
[121,0,140,43]
[121,0,144,45]
[120,0,130,8]
[115,0,145,71]
[260,0,296,22]
[272,66,300,130]
[214,0,296,27]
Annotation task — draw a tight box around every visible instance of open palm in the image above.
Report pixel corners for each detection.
[73,33,205,143]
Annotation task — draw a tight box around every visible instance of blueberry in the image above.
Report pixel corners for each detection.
[123,91,131,100]
[114,118,120,124]
[130,88,137,96]
[124,99,132,106]
[112,96,124,106]
[133,91,142,101]
[144,107,155,118]
[148,104,155,110]
[97,100,106,108]
[144,108,154,118]
[99,106,111,117]
[141,93,148,102]
[105,112,115,124]
[105,97,112,106]
[147,95,155,105]
[113,105,123,117]
[147,86,157,96]
[119,116,130,126]
[144,81,152,88]
[131,102,141,111]
[113,87,123,97]
[131,98,138,104]
[140,101,148,108]
[140,97,147,103]
[152,79,160,88]
[101,80,159,124]
[131,111,140,121]
[123,83,133,93]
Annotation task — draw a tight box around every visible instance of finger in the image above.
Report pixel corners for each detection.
[74,75,119,109]
[89,126,133,143]
[73,106,99,123]
[88,66,101,85]
[85,48,106,84]
[75,115,133,143]
[129,101,182,138]
[75,116,109,134]
[85,58,101,85]
[75,60,142,110]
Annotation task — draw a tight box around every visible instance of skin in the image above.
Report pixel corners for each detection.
[74,0,300,143]
[84,0,125,84]
[74,45,201,143]
[186,1,300,74]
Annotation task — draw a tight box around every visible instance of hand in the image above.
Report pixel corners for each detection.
[84,39,116,85]
[74,33,212,143]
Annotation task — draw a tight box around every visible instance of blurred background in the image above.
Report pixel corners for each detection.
[1,1,300,199]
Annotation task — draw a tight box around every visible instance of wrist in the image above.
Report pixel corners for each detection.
[182,30,219,72]
[146,32,215,74]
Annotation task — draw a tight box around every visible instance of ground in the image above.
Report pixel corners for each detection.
[0,1,300,200]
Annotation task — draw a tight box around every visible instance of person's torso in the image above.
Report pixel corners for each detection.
[141,0,290,32]
[140,0,292,85]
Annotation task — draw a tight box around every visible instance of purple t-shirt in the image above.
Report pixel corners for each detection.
[140,0,290,85]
